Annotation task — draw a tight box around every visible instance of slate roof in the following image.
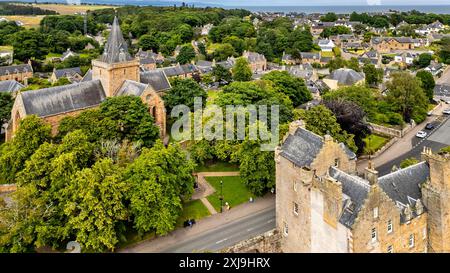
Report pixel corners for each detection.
[329,166,369,228]
[116,80,148,96]
[81,69,92,82]
[300,52,320,60]
[0,80,24,93]
[140,57,156,65]
[162,66,185,77]
[0,64,33,77]
[100,16,133,64]
[244,51,266,63]
[140,70,171,92]
[280,127,324,168]
[378,161,430,207]
[53,67,82,79]
[327,68,364,85]
[19,79,106,117]
[61,48,77,61]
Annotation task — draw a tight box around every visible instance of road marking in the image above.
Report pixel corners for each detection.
[215,238,228,244]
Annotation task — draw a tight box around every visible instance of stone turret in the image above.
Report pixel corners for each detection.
[421,147,450,252]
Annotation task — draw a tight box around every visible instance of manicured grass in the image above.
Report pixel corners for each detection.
[46,53,62,59]
[320,51,334,58]
[176,200,211,228]
[195,161,239,172]
[206,176,253,212]
[363,134,390,155]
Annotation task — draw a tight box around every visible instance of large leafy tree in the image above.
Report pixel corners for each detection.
[11,30,49,61]
[164,78,207,112]
[63,158,128,252]
[212,64,232,84]
[138,34,159,52]
[176,45,196,64]
[0,115,52,184]
[232,57,252,82]
[0,92,13,125]
[262,71,312,107]
[363,63,383,86]
[386,72,428,123]
[416,70,435,102]
[295,105,357,152]
[125,141,195,235]
[58,96,160,147]
[324,100,371,153]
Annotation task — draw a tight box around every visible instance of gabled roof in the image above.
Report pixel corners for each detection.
[327,68,365,85]
[81,69,92,82]
[329,166,369,228]
[378,161,430,208]
[0,80,24,93]
[19,79,106,117]
[140,70,171,92]
[100,16,133,64]
[0,63,33,77]
[116,80,148,97]
[53,67,82,79]
[280,127,324,168]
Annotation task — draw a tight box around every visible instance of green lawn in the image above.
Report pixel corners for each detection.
[363,134,390,155]
[206,176,253,212]
[46,52,62,58]
[320,51,334,58]
[195,161,239,172]
[176,199,211,227]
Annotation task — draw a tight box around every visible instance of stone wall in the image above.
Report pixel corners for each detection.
[369,121,416,138]
[222,229,282,253]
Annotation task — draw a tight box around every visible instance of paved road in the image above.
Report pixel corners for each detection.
[161,208,275,253]
[377,114,450,175]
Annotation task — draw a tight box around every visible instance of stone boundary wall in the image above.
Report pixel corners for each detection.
[0,184,17,193]
[369,121,416,138]
[222,229,282,253]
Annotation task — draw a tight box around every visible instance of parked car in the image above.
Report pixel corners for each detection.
[443,109,450,115]
[427,111,433,116]
[416,131,427,138]
[425,123,435,130]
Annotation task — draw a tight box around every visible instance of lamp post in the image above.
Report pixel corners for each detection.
[219,180,223,213]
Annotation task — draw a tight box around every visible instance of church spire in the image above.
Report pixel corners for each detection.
[100,16,133,64]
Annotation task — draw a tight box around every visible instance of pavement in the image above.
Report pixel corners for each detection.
[119,194,275,253]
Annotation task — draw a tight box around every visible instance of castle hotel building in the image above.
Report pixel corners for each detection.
[275,120,450,253]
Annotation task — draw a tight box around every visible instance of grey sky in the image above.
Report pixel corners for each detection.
[182,0,449,6]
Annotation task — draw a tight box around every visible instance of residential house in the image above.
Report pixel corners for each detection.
[0,80,24,95]
[0,62,33,82]
[50,67,83,83]
[371,37,414,53]
[0,49,13,65]
[318,39,335,52]
[242,51,267,73]
[424,61,444,77]
[61,48,78,62]
[300,52,321,64]
[415,21,446,35]
[358,50,381,66]
[394,52,415,66]
[323,68,365,90]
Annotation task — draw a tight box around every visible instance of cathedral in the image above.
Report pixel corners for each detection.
[6,16,168,140]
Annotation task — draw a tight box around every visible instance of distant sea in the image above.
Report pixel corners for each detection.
[11,1,450,14]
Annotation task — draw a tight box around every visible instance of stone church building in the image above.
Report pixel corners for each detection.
[273,120,450,253]
[6,16,168,140]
